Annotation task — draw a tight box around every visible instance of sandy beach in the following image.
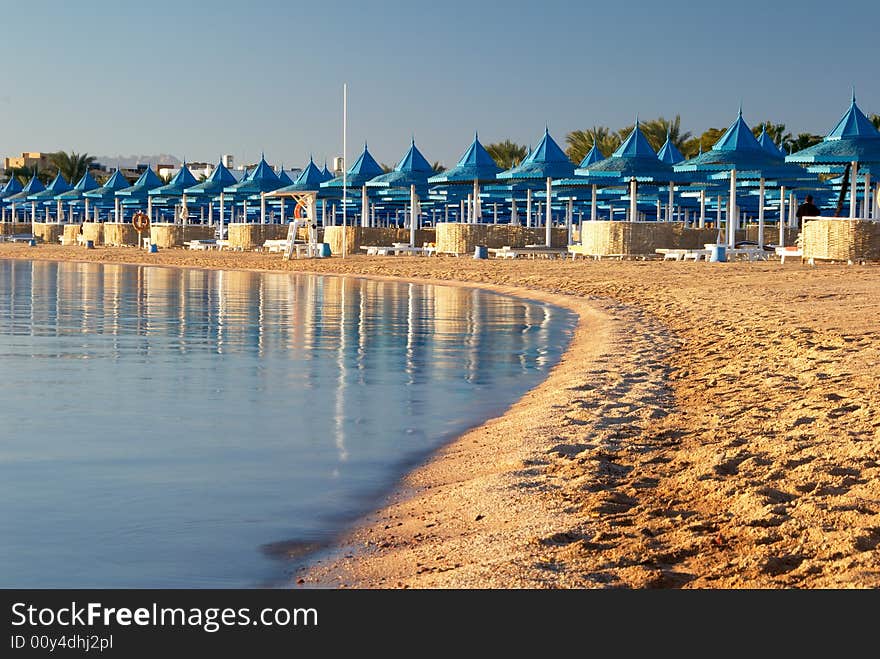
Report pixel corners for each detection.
[4,243,880,588]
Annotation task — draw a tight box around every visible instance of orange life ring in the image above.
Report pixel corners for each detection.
[294,200,307,220]
[132,211,150,232]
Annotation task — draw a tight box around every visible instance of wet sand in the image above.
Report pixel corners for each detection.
[4,243,880,588]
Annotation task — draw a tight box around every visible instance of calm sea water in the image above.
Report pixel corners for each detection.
[0,260,575,588]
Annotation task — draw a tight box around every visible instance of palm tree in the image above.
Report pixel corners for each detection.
[431,161,445,173]
[640,115,692,151]
[565,127,619,164]
[380,163,394,173]
[49,151,95,183]
[681,128,726,158]
[787,133,823,153]
[485,140,528,169]
[870,114,880,131]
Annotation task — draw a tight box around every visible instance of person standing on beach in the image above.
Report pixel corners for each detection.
[796,195,820,228]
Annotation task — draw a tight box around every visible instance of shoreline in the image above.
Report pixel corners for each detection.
[3,244,880,588]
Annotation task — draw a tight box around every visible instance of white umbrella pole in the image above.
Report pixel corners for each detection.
[545,176,552,246]
[758,178,765,248]
[848,161,858,218]
[566,198,573,246]
[863,173,871,220]
[361,185,368,228]
[629,178,637,225]
[260,192,266,225]
[727,170,737,248]
[342,82,347,259]
[667,182,674,222]
[526,189,532,229]
[473,179,480,223]
[493,203,498,224]
[699,189,706,228]
[410,184,417,247]
[778,185,786,248]
[591,184,597,221]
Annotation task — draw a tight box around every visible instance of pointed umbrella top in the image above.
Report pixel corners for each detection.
[277,167,294,186]
[184,159,238,196]
[321,142,384,188]
[786,94,880,165]
[83,168,132,201]
[578,144,604,167]
[756,128,785,159]
[712,112,764,152]
[0,175,24,199]
[5,174,46,202]
[497,129,574,180]
[56,170,101,200]
[273,158,328,193]
[657,129,685,165]
[28,171,72,201]
[115,167,163,198]
[321,161,333,181]
[614,123,658,159]
[149,163,199,198]
[825,95,880,141]
[223,155,282,195]
[428,133,501,183]
[367,140,434,191]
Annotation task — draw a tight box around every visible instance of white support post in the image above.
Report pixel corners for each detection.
[361,185,369,228]
[667,181,674,222]
[758,178,765,248]
[219,193,225,237]
[208,202,213,226]
[629,178,637,225]
[778,185,786,248]
[545,176,553,246]
[147,197,152,224]
[473,179,481,224]
[699,189,706,228]
[864,173,871,220]
[526,189,532,228]
[850,161,859,218]
[566,198,573,246]
[727,170,737,248]
[260,192,266,225]
[589,184,597,222]
[716,195,722,228]
[493,203,498,224]
[410,184,417,247]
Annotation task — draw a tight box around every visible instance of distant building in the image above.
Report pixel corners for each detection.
[333,156,345,174]
[159,162,214,181]
[3,151,53,172]
[222,154,234,169]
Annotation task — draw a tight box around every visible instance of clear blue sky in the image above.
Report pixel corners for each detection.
[1,0,877,168]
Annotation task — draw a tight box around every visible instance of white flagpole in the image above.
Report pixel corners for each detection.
[342,83,348,259]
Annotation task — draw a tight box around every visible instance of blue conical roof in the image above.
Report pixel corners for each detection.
[756,129,786,159]
[184,159,238,196]
[56,170,100,200]
[149,163,199,198]
[676,110,815,180]
[712,110,764,152]
[578,144,604,167]
[657,133,685,165]
[321,143,384,189]
[787,95,880,165]
[321,162,333,181]
[83,169,132,201]
[615,123,658,158]
[272,157,328,193]
[562,122,688,184]
[223,155,283,195]
[428,132,501,183]
[497,128,574,180]
[115,167,163,198]
[277,167,294,186]
[0,175,24,200]
[6,174,46,202]
[27,172,71,201]
[367,140,435,191]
